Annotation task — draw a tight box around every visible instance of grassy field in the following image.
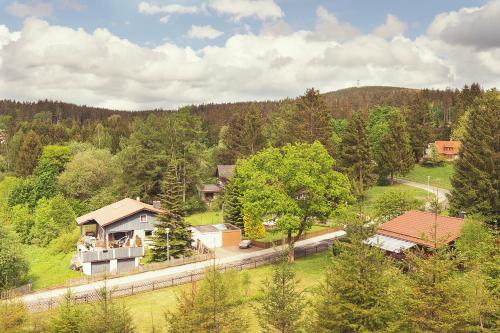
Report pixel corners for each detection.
[119,251,329,332]
[186,210,223,225]
[401,163,454,190]
[362,183,430,216]
[24,246,82,290]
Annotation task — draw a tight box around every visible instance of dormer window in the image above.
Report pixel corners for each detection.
[140,214,147,223]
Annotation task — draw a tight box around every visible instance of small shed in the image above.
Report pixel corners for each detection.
[191,223,241,249]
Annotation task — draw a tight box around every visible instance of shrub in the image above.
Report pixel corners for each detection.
[48,228,81,254]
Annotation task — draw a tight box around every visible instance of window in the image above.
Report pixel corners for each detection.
[145,230,153,236]
[140,214,147,223]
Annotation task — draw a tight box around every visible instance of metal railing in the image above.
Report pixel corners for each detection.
[79,246,145,263]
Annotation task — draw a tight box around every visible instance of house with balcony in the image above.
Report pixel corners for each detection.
[200,164,236,205]
[73,198,164,275]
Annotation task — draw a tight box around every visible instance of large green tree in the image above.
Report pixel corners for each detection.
[338,111,376,197]
[405,95,435,161]
[256,256,305,333]
[32,195,76,246]
[292,88,333,153]
[151,163,192,262]
[15,130,42,176]
[311,221,407,332]
[378,109,414,183]
[219,104,266,163]
[0,224,29,291]
[165,268,248,333]
[235,142,352,261]
[31,145,71,202]
[449,90,500,221]
[222,168,244,229]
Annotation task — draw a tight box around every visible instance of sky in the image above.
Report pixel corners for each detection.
[0,0,499,110]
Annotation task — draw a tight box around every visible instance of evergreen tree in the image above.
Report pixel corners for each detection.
[338,111,376,197]
[48,292,84,333]
[165,268,248,333]
[311,220,405,332]
[219,104,266,163]
[292,88,333,153]
[256,256,305,333]
[449,90,499,221]
[405,95,435,161]
[0,299,29,333]
[15,130,43,176]
[82,287,135,333]
[151,163,192,262]
[404,248,472,333]
[32,145,71,202]
[222,169,244,229]
[378,110,414,183]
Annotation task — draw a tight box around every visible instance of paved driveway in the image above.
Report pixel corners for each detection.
[395,178,450,203]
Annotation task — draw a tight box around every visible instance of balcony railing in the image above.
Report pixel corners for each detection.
[78,246,144,263]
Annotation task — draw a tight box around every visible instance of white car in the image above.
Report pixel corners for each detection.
[239,240,252,249]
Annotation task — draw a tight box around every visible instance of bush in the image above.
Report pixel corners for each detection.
[0,224,29,291]
[374,189,423,221]
[48,228,81,254]
[0,299,29,333]
[184,196,207,215]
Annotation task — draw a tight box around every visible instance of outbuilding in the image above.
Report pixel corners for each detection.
[191,223,241,250]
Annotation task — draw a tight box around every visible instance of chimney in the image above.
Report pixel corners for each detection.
[153,201,161,209]
[136,197,140,202]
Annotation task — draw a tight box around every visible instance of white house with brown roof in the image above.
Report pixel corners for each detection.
[74,198,164,275]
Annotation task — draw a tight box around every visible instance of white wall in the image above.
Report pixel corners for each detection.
[191,228,222,249]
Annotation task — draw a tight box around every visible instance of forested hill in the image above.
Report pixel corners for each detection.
[0,85,468,144]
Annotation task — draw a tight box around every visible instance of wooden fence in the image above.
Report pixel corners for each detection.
[1,283,32,300]
[25,242,331,312]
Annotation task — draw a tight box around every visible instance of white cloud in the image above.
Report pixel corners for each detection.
[372,14,407,38]
[188,25,224,39]
[260,20,293,36]
[59,0,85,11]
[159,16,170,24]
[138,2,200,15]
[5,1,52,17]
[1,3,500,110]
[208,0,283,21]
[308,5,360,41]
[428,0,500,49]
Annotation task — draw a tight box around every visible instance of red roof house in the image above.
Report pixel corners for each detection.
[434,141,461,160]
[365,210,465,253]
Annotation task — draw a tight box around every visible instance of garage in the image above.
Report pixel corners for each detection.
[91,260,110,275]
[117,258,136,273]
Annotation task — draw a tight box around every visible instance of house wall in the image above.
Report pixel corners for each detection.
[104,211,159,234]
[191,229,222,249]
[222,230,241,246]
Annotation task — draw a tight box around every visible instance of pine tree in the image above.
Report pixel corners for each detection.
[449,90,500,221]
[165,267,249,333]
[338,111,376,197]
[151,163,192,262]
[404,248,472,333]
[378,110,414,183]
[405,95,435,161]
[222,171,244,229]
[48,292,84,333]
[82,287,135,333]
[15,130,43,176]
[293,88,333,153]
[311,221,405,332]
[219,104,266,163]
[256,256,305,333]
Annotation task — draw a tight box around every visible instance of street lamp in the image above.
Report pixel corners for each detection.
[166,227,170,263]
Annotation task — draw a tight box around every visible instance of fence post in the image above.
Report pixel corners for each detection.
[152,281,155,291]
[191,272,193,283]
[131,285,134,295]
[316,245,318,253]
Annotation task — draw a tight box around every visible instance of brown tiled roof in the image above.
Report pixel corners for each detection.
[435,140,461,156]
[216,165,235,179]
[377,210,465,248]
[76,198,164,227]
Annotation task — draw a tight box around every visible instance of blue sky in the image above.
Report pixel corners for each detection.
[0,0,498,109]
[0,0,488,47]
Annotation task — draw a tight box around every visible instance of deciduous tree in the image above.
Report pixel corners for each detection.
[0,224,29,291]
[15,130,42,176]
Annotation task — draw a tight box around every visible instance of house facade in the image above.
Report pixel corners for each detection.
[426,140,461,160]
[200,165,236,204]
[191,223,241,250]
[74,198,164,275]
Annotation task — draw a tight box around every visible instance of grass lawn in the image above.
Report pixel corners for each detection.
[118,251,329,332]
[257,224,333,242]
[401,163,454,190]
[186,210,223,226]
[24,245,82,290]
[362,183,430,216]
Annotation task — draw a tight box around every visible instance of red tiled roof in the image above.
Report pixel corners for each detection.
[435,141,461,156]
[377,210,465,248]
